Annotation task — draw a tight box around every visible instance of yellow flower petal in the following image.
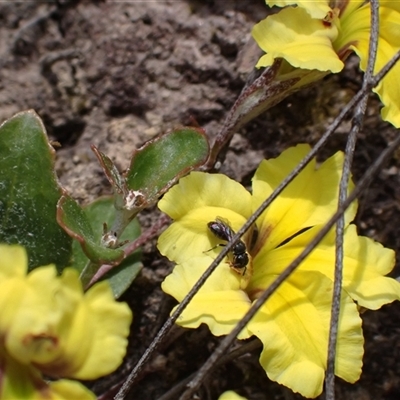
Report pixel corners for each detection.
[162,257,251,339]
[0,278,26,337]
[38,270,132,380]
[338,225,399,308]
[255,224,399,310]
[172,291,251,338]
[265,0,332,19]
[363,26,400,127]
[5,266,67,366]
[248,271,363,398]
[252,145,356,254]
[0,243,28,279]
[252,7,343,72]
[218,390,248,400]
[158,171,252,221]
[68,280,132,379]
[45,380,96,400]
[338,0,365,19]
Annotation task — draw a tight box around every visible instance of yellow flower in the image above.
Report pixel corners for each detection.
[252,0,400,127]
[0,244,133,400]
[218,390,248,400]
[158,145,400,398]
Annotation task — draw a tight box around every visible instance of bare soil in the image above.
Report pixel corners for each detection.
[1,1,400,399]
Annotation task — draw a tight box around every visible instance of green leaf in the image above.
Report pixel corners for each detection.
[70,197,142,297]
[57,193,125,265]
[100,250,142,298]
[126,127,209,204]
[0,110,72,271]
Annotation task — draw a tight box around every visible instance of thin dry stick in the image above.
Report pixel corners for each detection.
[325,1,380,398]
[179,131,400,400]
[158,339,262,400]
[114,49,400,400]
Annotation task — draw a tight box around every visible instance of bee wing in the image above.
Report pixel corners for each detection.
[215,216,231,226]
[214,216,235,238]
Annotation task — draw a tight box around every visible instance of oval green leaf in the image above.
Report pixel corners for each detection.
[126,127,209,204]
[0,110,72,271]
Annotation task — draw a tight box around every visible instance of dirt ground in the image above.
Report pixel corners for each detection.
[1,1,400,399]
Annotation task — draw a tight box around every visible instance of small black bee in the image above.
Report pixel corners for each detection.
[207,218,249,275]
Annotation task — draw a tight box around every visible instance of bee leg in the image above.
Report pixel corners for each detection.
[204,243,225,254]
[229,264,247,276]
